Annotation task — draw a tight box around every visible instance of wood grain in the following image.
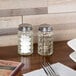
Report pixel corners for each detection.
[0,41,76,76]
[0,0,47,9]
[48,0,76,5]
[48,0,76,13]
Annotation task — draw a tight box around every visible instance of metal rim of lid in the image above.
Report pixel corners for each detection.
[39,23,53,32]
[18,23,32,31]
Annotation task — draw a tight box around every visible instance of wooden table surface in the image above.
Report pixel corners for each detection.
[0,41,76,76]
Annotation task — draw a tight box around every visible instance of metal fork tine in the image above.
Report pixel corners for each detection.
[45,63,53,76]
[47,63,57,76]
[42,63,51,76]
[46,62,55,76]
[42,62,57,76]
[42,63,53,76]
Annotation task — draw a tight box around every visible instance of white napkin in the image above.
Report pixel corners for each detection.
[23,62,76,76]
[67,39,76,51]
[67,39,76,62]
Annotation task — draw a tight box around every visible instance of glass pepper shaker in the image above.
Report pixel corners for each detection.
[18,23,33,55]
[38,24,53,56]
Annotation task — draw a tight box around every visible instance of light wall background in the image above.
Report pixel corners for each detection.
[0,0,76,46]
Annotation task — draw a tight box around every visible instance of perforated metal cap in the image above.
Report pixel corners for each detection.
[18,23,32,31]
[39,24,53,32]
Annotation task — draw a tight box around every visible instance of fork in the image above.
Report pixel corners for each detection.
[42,62,57,76]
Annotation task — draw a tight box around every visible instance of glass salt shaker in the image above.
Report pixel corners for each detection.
[18,23,33,55]
[38,24,53,56]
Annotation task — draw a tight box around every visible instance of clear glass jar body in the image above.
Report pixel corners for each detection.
[18,24,33,55]
[38,28,53,56]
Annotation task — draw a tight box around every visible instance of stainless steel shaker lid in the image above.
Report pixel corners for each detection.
[39,24,53,32]
[18,23,32,31]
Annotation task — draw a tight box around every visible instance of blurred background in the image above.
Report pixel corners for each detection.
[0,0,76,46]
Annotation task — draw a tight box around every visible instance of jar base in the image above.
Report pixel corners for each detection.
[18,52,33,56]
[38,52,53,56]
